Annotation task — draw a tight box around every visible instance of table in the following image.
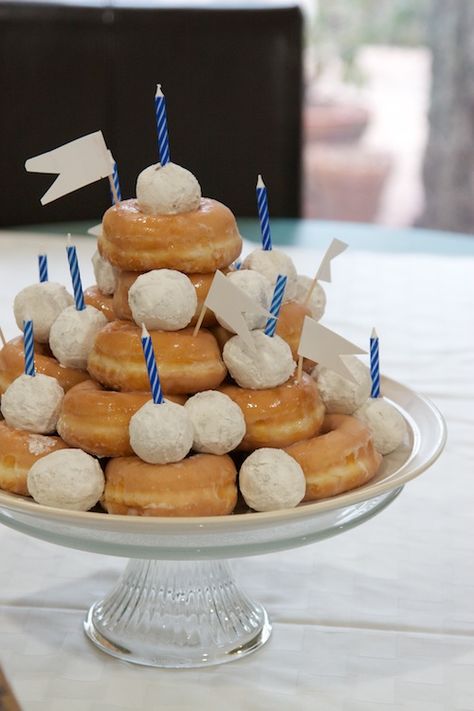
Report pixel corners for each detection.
[0,220,472,711]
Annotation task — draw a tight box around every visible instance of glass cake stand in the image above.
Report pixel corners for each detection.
[0,377,446,668]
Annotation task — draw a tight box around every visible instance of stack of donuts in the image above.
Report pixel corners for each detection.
[0,160,407,517]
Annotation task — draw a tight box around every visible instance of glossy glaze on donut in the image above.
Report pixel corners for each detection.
[99,198,242,273]
[113,269,220,327]
[285,414,382,500]
[219,374,325,450]
[84,285,115,322]
[87,321,227,394]
[0,421,68,496]
[0,337,89,395]
[103,453,238,516]
[58,380,187,458]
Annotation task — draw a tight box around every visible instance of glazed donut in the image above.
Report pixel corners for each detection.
[275,301,312,362]
[219,373,325,450]
[57,380,186,458]
[0,337,89,396]
[113,269,220,327]
[0,421,67,496]
[99,198,242,273]
[103,453,238,516]
[285,414,382,501]
[87,321,227,395]
[84,285,115,322]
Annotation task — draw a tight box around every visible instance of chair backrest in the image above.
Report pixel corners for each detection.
[0,1,303,226]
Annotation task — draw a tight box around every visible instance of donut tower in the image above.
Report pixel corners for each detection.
[0,118,408,515]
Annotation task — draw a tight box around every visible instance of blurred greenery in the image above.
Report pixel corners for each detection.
[312,0,432,84]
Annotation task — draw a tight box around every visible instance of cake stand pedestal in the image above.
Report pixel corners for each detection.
[85,559,270,668]
[0,377,446,668]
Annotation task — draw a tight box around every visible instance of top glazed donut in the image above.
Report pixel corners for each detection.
[99,198,242,273]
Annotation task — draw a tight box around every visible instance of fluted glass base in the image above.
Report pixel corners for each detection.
[84,559,271,668]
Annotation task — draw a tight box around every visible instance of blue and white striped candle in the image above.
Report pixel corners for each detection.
[23,320,35,376]
[38,253,48,283]
[109,157,122,204]
[370,327,381,398]
[256,174,272,251]
[264,274,287,337]
[155,84,170,166]
[66,237,85,311]
[141,324,164,405]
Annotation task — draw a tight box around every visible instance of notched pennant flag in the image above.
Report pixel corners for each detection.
[25,131,114,205]
[298,316,366,383]
[203,270,272,351]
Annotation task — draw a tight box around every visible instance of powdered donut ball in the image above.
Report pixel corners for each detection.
[216,270,272,332]
[312,357,371,414]
[239,448,306,512]
[92,250,118,295]
[223,331,295,389]
[49,305,107,370]
[295,274,326,321]
[1,373,64,434]
[184,390,246,454]
[27,449,104,511]
[14,282,74,343]
[128,269,197,331]
[129,400,194,464]
[354,398,407,455]
[243,248,297,302]
[136,162,201,215]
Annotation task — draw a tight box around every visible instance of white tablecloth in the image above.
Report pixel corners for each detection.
[0,231,472,711]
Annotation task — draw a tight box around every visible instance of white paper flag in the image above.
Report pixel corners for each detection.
[204,270,271,351]
[315,238,348,283]
[25,131,114,205]
[298,316,366,382]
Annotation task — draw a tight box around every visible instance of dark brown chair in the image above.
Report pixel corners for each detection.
[0,1,303,226]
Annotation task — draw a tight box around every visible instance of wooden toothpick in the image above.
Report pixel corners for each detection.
[192,304,207,338]
[0,327,6,347]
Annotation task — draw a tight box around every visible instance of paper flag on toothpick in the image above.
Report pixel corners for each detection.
[203,270,271,350]
[315,238,348,283]
[297,316,366,383]
[87,223,102,237]
[25,131,114,205]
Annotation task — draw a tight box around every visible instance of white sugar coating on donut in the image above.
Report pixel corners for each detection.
[295,274,326,321]
[216,270,272,332]
[1,373,64,434]
[239,448,306,512]
[312,357,371,415]
[49,304,107,370]
[128,269,197,331]
[27,434,58,456]
[242,248,297,302]
[136,162,202,215]
[354,398,407,455]
[223,331,295,389]
[184,390,246,454]
[129,400,194,464]
[92,250,118,296]
[14,282,74,344]
[27,449,104,511]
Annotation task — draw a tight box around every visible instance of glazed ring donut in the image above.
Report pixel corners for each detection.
[0,421,68,496]
[0,337,89,395]
[87,320,227,394]
[285,414,382,501]
[57,380,186,458]
[219,374,325,450]
[113,269,221,328]
[99,198,242,273]
[84,285,115,322]
[103,453,238,517]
